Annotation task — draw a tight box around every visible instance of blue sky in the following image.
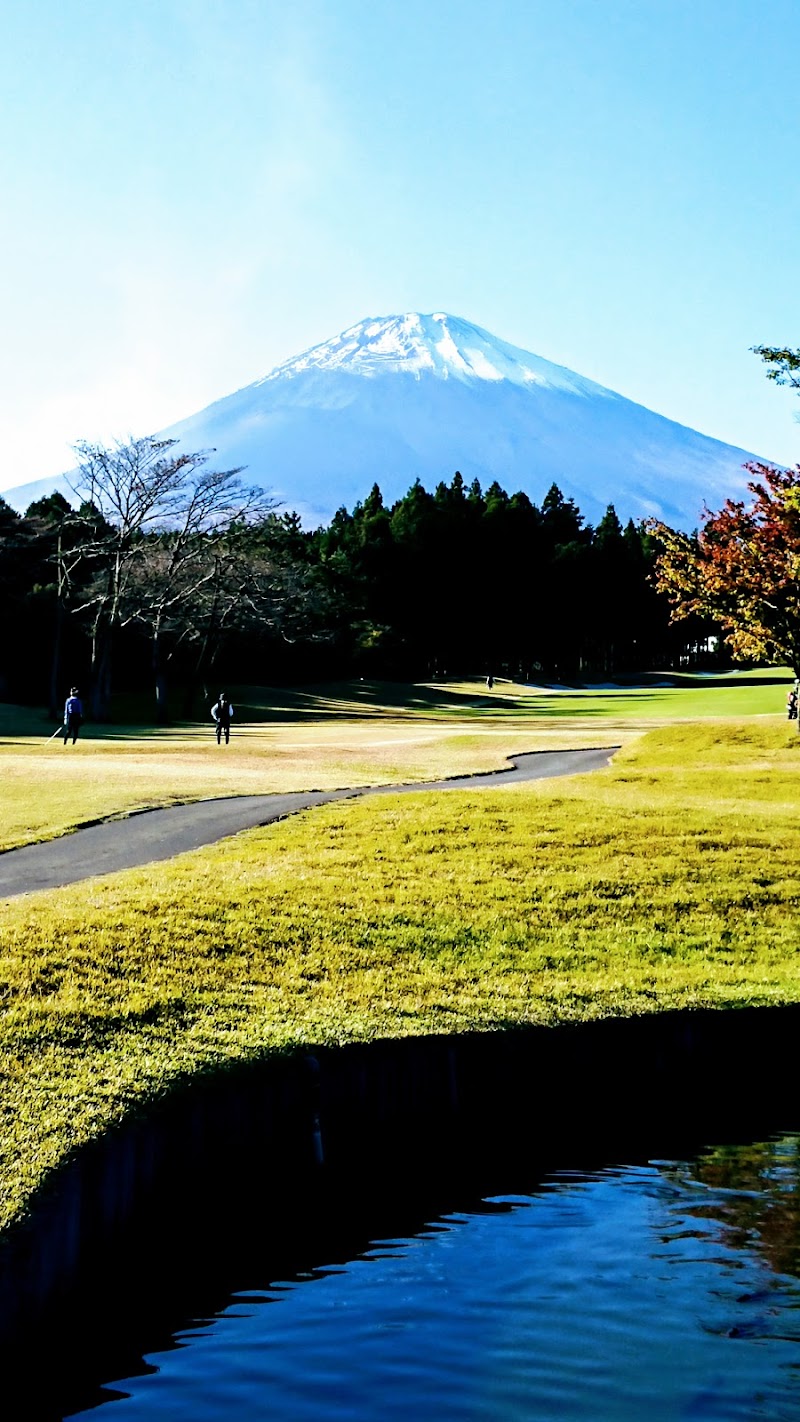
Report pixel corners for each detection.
[1,0,799,491]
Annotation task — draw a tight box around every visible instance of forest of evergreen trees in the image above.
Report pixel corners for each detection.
[317,474,708,683]
[0,465,719,719]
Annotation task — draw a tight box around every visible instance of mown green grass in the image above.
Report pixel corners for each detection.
[0,719,797,1232]
[0,670,791,851]
[9,669,791,733]
[417,669,794,721]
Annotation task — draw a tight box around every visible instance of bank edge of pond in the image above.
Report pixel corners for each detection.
[3,1003,799,1382]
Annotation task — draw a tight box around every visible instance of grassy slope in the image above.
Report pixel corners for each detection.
[0,671,790,851]
[0,718,798,1231]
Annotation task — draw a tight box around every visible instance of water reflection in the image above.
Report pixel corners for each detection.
[59,1134,800,1422]
[669,1134,800,1280]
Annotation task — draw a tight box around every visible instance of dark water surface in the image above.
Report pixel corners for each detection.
[65,1133,800,1421]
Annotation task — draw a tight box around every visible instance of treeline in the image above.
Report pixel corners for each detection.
[0,445,717,719]
[318,473,703,682]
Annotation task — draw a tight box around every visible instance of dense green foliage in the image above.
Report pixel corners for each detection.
[317,475,708,680]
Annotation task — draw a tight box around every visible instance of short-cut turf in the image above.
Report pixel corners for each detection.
[0,719,797,1232]
[0,671,791,852]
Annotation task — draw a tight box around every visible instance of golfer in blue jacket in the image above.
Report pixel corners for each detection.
[63,688,83,745]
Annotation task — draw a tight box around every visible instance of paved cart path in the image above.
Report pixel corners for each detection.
[0,747,618,899]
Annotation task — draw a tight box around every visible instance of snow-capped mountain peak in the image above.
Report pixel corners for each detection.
[259,311,611,399]
[1,311,761,532]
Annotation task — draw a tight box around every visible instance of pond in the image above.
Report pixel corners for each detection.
[59,1131,800,1421]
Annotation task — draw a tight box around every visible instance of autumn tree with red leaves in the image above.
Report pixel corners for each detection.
[652,344,800,727]
[651,462,800,696]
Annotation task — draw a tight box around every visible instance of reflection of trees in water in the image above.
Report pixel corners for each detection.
[665,1135,800,1280]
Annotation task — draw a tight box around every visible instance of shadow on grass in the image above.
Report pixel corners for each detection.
[0,667,793,737]
[232,680,685,723]
[234,680,527,721]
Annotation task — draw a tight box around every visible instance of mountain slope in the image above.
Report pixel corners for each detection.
[2,313,762,528]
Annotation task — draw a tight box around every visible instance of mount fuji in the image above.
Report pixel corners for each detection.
[4,313,763,528]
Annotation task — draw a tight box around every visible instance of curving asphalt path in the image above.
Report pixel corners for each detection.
[0,747,618,899]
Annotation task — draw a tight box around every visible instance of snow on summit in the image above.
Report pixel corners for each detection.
[261,312,610,398]
[2,311,764,531]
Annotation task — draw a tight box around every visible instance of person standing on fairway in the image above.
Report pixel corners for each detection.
[211,692,234,744]
[63,687,83,745]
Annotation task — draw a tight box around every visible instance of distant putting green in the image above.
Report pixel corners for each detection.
[0,717,798,1231]
[0,670,791,851]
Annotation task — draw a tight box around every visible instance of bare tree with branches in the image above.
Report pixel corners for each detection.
[64,436,274,719]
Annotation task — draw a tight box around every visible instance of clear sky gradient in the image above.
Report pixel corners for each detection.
[1,0,799,493]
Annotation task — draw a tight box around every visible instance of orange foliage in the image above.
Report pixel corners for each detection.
[651,463,800,675]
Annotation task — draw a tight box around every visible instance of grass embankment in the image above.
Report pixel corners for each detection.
[0,670,790,851]
[0,719,798,1231]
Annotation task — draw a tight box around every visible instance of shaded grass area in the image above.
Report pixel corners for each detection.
[0,720,798,1231]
